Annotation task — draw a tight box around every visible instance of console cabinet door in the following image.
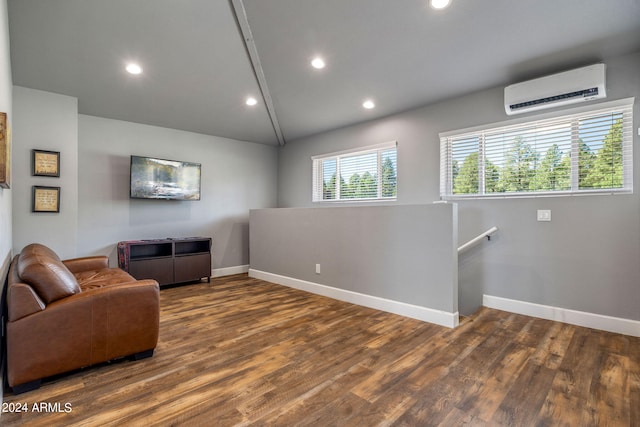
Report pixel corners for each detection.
[174,253,211,283]
[129,258,174,285]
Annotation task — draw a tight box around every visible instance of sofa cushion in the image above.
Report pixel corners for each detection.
[75,268,137,291]
[21,243,62,261]
[17,243,81,304]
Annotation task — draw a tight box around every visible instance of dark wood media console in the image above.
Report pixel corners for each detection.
[117,237,212,286]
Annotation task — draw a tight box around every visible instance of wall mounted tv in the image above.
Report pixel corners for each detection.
[130,155,201,201]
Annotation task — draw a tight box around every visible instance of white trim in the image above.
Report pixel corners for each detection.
[439,97,635,138]
[483,294,640,337]
[211,264,249,278]
[311,140,397,160]
[441,187,633,201]
[250,269,459,328]
[312,141,398,203]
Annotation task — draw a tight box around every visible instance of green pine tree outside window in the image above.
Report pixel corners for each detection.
[315,144,397,202]
[443,101,632,198]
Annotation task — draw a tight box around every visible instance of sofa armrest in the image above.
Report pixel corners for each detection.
[7,283,46,321]
[79,279,160,362]
[7,290,96,387]
[63,256,109,273]
[7,255,47,321]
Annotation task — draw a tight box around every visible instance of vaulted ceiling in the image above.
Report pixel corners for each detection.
[7,0,640,146]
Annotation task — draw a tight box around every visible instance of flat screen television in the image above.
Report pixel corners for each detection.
[130,155,201,201]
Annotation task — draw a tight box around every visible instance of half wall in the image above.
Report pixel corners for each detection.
[249,203,458,327]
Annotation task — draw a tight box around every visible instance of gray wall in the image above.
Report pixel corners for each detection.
[10,88,278,270]
[0,0,11,406]
[12,86,78,259]
[250,203,458,313]
[277,52,640,320]
[77,115,278,268]
[0,0,11,269]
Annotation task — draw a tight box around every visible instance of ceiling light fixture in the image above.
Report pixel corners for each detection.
[311,57,326,69]
[246,97,258,106]
[430,0,451,9]
[125,63,143,75]
[362,100,375,109]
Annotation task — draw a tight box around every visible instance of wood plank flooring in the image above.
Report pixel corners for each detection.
[2,274,639,426]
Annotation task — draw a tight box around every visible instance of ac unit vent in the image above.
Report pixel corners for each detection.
[505,64,606,115]
[509,87,600,112]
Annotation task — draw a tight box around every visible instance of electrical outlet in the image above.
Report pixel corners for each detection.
[315,264,321,274]
[537,209,551,222]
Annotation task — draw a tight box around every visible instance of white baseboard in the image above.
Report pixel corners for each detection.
[483,294,640,337]
[249,269,459,328]
[211,264,249,278]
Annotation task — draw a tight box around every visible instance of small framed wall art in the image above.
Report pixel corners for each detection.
[32,149,60,177]
[0,112,9,188]
[32,186,60,213]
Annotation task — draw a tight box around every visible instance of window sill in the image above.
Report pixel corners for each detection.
[442,188,632,201]
[313,198,397,204]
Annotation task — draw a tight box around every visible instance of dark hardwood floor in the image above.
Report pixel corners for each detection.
[2,274,639,426]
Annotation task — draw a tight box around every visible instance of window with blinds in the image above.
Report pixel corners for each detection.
[312,141,397,202]
[440,98,634,199]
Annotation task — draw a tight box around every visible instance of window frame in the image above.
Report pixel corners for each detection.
[312,141,398,203]
[440,98,634,200]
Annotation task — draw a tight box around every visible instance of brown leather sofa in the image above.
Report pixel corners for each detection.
[6,243,160,394]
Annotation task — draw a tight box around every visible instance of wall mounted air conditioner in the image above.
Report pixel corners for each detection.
[504,63,606,115]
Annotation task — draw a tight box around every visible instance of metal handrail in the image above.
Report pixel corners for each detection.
[458,226,498,253]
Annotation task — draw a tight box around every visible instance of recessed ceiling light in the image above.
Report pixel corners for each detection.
[125,63,143,75]
[362,100,375,109]
[430,0,451,9]
[311,57,326,69]
[246,97,258,106]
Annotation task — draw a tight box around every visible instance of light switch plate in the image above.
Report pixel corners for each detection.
[537,209,551,222]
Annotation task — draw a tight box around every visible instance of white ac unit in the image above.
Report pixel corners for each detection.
[504,63,606,115]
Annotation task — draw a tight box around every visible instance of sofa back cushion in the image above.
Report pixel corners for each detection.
[17,243,81,303]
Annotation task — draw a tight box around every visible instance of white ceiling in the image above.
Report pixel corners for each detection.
[8,0,640,146]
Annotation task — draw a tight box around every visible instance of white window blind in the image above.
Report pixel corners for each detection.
[440,98,634,199]
[312,141,397,202]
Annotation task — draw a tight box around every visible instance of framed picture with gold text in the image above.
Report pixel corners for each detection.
[32,186,61,213]
[32,149,60,177]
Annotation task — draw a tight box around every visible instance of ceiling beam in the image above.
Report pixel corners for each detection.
[231,0,286,146]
